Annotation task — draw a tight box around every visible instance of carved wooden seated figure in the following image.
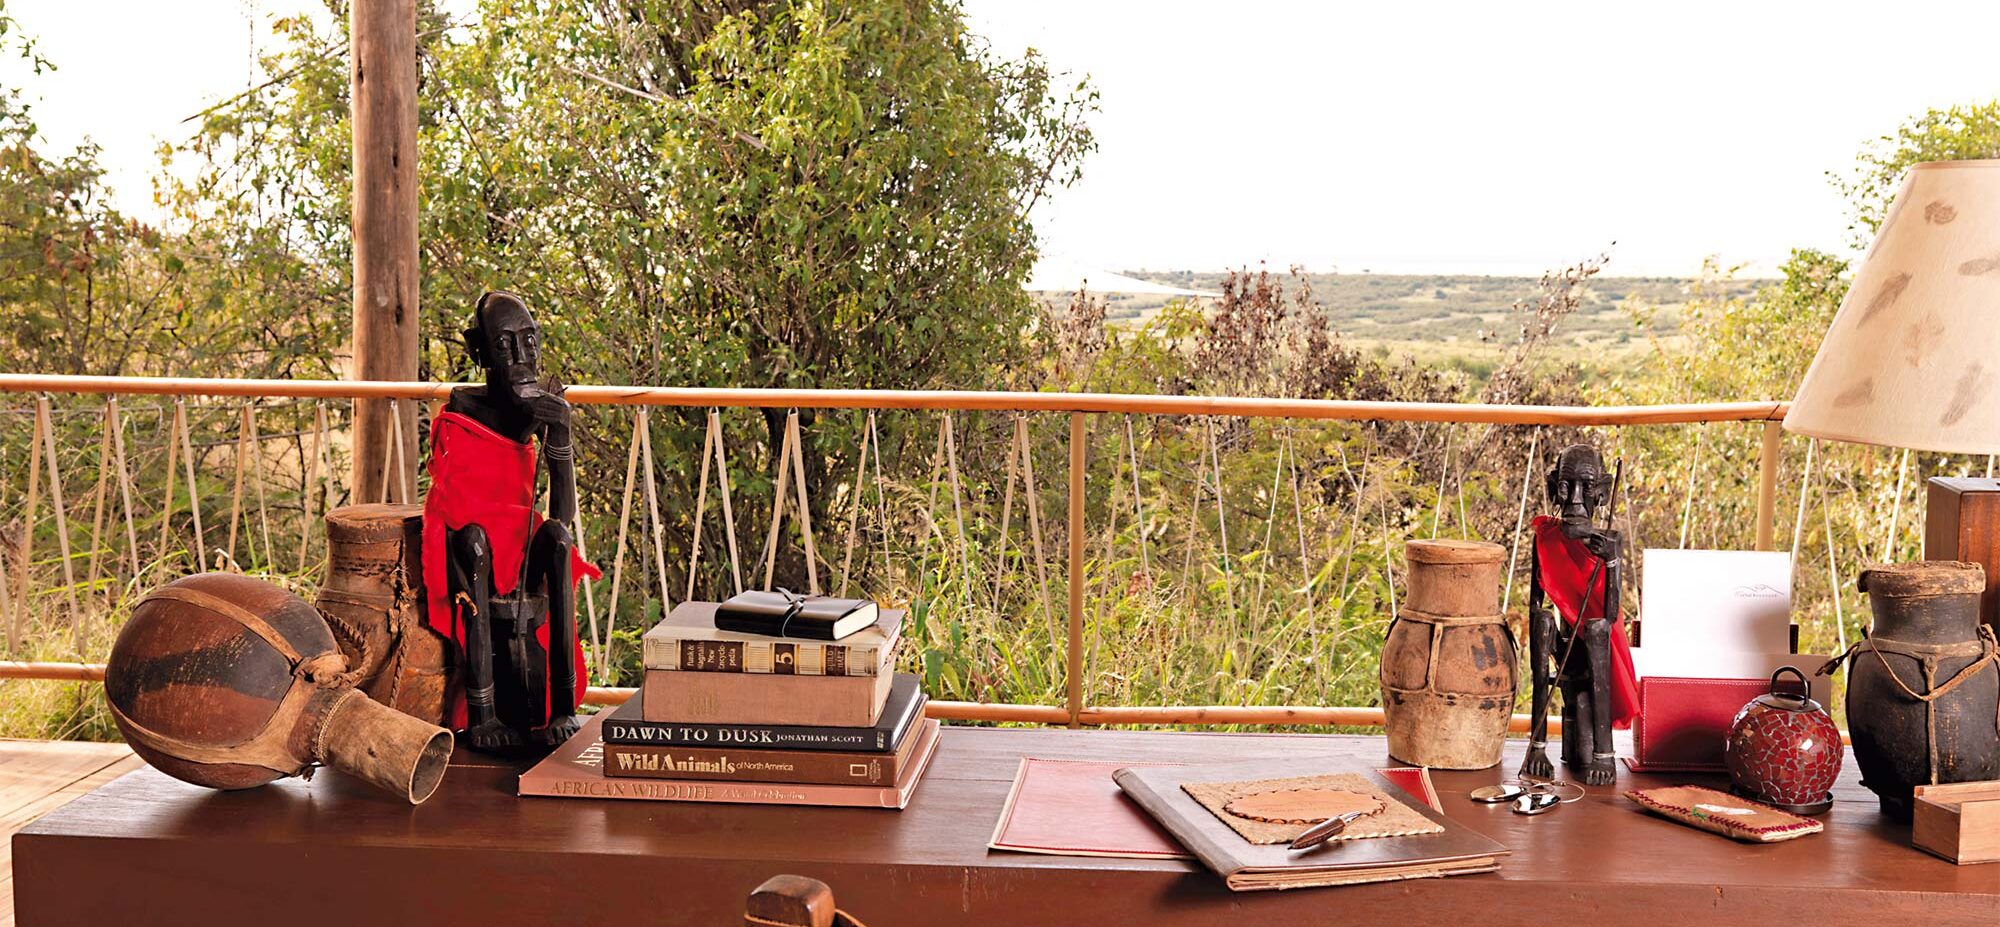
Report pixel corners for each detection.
[421,291,597,753]
[1521,444,1640,786]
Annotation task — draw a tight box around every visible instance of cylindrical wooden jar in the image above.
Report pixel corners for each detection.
[1849,562,2000,818]
[1380,539,1516,769]
[318,503,451,726]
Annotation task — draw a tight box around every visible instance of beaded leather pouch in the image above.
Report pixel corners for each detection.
[1625,785,1823,843]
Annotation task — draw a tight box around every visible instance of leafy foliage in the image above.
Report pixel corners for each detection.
[1836,101,2000,243]
[0,14,341,380]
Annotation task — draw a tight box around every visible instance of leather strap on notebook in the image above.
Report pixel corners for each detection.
[772,587,806,638]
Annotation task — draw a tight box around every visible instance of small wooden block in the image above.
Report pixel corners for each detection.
[1223,788,1382,825]
[1915,781,2000,865]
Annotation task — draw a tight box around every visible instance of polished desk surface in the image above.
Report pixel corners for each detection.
[13,726,2000,925]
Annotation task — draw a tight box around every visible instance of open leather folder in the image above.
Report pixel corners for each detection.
[1113,759,1507,891]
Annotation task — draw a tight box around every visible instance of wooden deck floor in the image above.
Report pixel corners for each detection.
[0,740,139,927]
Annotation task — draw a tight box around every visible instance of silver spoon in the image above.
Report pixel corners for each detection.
[1513,791,1561,815]
[1470,783,1528,803]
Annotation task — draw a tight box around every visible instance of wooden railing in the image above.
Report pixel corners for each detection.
[0,373,1791,731]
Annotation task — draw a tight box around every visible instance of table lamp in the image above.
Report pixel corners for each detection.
[1786,159,2000,452]
[1784,158,2000,817]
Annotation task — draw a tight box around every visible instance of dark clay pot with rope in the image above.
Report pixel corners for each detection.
[1826,561,2000,819]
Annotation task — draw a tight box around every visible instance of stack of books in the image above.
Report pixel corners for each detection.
[521,595,938,809]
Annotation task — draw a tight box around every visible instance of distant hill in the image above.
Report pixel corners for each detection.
[1092,272,1770,359]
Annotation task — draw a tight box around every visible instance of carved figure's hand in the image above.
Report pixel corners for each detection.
[526,389,572,441]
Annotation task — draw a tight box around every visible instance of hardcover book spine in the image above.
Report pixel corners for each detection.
[602,719,889,752]
[602,743,904,786]
[642,667,892,727]
[519,771,910,808]
[642,636,882,676]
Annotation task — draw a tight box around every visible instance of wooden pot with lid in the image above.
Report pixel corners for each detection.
[1380,539,1517,769]
[1841,561,2000,818]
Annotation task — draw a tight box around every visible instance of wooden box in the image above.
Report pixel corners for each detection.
[1926,477,2000,629]
[1913,781,2000,864]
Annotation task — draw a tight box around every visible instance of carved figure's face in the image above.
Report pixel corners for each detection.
[467,292,541,391]
[1547,445,1609,528]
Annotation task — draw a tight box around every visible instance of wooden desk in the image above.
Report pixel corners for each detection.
[12,727,1999,925]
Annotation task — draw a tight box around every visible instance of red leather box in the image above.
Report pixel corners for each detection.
[1630,676,1770,772]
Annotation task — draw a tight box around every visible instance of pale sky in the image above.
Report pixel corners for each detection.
[6,1,1999,277]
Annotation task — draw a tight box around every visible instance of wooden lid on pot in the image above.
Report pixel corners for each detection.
[1858,561,1986,597]
[1405,539,1505,565]
[326,503,424,543]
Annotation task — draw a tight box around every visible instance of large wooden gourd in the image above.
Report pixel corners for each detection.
[319,503,452,726]
[1379,539,1517,769]
[104,572,453,804]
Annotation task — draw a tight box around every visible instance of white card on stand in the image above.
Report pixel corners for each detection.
[1630,647,1824,682]
[1637,549,1792,667]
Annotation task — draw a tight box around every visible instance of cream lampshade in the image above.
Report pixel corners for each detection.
[1785,159,2000,452]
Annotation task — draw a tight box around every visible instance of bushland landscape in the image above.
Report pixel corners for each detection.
[1,0,1998,738]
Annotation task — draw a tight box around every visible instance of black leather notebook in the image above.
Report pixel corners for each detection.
[715,590,879,640]
[1113,759,1508,891]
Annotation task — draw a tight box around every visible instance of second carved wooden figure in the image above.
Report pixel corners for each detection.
[1522,444,1639,785]
[421,291,599,753]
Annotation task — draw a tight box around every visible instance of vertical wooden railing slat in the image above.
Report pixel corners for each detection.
[248,406,276,569]
[1755,420,1781,551]
[38,397,82,648]
[227,405,250,565]
[1066,412,1085,729]
[174,400,208,572]
[84,404,113,593]
[108,397,139,586]
[12,398,44,652]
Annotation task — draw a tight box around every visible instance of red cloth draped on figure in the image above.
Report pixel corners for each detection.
[1532,514,1640,728]
[422,410,599,730]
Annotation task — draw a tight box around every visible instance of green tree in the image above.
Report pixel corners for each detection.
[176,1,1095,392]
[1835,100,2000,243]
[0,6,341,380]
[171,0,1096,593]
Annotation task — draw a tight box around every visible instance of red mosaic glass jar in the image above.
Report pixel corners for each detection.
[1725,667,1841,815]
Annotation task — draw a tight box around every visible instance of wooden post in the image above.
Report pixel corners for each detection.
[1067,412,1085,729]
[1756,420,1781,551]
[349,0,420,503]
